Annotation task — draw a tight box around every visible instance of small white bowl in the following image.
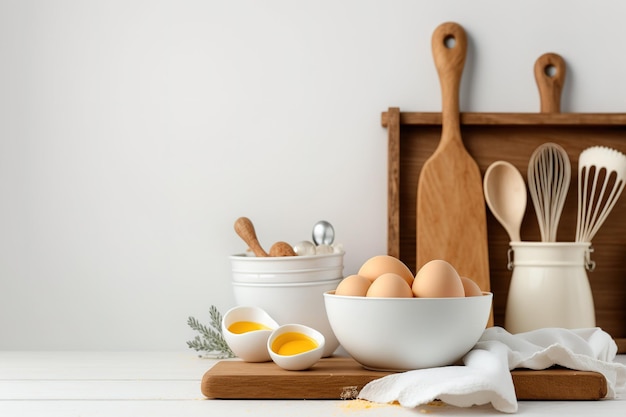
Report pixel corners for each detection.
[268,324,325,371]
[221,306,279,362]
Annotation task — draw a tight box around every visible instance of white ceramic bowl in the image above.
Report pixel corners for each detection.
[233,278,341,357]
[230,251,344,283]
[324,291,493,371]
[221,306,279,362]
[268,324,325,371]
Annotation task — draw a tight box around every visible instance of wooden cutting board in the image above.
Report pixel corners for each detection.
[201,357,607,400]
[416,22,491,323]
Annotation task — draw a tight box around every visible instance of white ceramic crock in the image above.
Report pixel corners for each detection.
[505,242,596,333]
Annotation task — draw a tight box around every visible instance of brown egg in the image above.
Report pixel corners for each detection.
[358,255,414,286]
[335,275,372,297]
[412,260,464,298]
[460,276,483,297]
[366,273,413,298]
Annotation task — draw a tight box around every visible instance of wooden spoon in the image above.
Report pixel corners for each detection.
[483,161,527,242]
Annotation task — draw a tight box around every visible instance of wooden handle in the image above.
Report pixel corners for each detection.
[431,21,467,145]
[234,217,269,257]
[534,53,566,113]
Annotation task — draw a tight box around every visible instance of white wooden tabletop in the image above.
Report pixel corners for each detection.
[1,351,625,417]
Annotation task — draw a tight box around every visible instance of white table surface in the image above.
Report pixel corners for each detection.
[1,351,625,417]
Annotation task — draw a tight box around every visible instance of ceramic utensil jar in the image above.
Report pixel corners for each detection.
[504,242,596,333]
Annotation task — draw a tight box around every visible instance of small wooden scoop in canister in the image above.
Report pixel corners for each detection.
[234,217,296,257]
[234,217,269,257]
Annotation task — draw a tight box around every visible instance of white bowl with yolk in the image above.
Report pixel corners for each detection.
[221,306,279,362]
[268,324,325,371]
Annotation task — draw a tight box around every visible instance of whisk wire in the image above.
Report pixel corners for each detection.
[528,143,571,242]
[586,176,624,242]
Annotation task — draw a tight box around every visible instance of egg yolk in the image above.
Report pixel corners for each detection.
[228,321,271,334]
[271,332,318,356]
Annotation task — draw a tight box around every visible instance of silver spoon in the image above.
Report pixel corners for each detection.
[312,220,335,246]
[483,161,527,242]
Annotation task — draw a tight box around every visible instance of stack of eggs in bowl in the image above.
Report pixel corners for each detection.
[324,256,493,371]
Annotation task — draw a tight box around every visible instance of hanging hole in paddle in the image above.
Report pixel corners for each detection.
[544,64,557,78]
[444,35,456,49]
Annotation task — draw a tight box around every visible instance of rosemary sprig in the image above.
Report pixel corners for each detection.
[186,305,235,359]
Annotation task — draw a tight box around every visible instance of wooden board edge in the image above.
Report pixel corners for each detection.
[200,360,607,401]
[386,107,401,259]
[201,373,382,400]
[381,110,626,127]
[512,369,607,400]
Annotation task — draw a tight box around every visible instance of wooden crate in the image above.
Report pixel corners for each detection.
[383,109,626,352]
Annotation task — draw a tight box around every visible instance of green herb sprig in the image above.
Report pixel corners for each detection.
[186,305,235,359]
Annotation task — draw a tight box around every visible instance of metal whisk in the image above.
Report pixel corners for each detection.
[527,142,571,242]
[576,146,626,243]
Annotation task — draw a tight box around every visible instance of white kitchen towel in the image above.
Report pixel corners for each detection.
[358,326,626,413]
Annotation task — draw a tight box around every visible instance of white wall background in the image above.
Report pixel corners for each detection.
[1,0,625,350]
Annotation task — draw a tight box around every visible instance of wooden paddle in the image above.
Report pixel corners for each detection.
[416,22,491,323]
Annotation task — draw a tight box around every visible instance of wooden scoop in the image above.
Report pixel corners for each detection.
[234,217,269,257]
[269,241,297,257]
[416,22,491,322]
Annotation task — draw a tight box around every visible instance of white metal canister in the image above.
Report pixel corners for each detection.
[504,242,596,333]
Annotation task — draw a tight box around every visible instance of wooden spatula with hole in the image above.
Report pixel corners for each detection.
[416,22,492,325]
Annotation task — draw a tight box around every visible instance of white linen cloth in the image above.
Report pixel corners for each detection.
[358,326,626,413]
